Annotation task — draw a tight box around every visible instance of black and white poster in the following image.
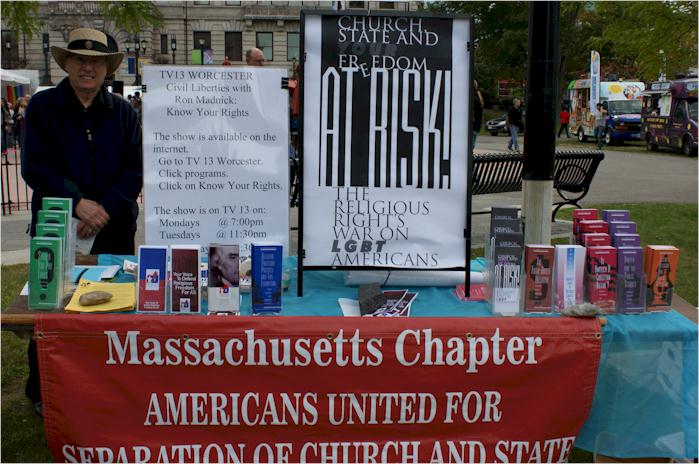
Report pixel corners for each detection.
[302,12,471,269]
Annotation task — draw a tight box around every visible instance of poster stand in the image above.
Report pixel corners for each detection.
[297,10,473,297]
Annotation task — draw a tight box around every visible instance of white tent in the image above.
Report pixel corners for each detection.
[0,68,31,86]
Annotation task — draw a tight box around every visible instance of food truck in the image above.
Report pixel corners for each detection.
[641,78,698,156]
[567,80,645,144]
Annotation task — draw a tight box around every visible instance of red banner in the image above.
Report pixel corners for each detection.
[37,314,601,463]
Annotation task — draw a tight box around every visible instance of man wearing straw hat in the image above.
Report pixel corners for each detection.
[22,27,142,253]
[21,28,142,414]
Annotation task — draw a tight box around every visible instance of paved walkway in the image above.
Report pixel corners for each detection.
[2,137,696,265]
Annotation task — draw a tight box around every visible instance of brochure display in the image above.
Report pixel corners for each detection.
[208,244,241,314]
[300,12,472,280]
[142,66,290,257]
[251,243,283,314]
[29,237,64,310]
[137,246,168,313]
[170,245,201,314]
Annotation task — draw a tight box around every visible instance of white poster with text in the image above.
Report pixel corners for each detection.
[302,13,471,269]
[143,66,289,256]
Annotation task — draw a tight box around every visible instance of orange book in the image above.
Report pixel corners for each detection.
[644,245,679,310]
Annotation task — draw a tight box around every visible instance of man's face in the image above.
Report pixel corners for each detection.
[65,54,108,94]
[514,99,521,108]
[247,50,265,66]
[214,248,240,284]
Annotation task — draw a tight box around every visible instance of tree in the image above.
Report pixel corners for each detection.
[102,1,163,37]
[426,2,529,106]
[0,1,42,41]
[590,2,697,81]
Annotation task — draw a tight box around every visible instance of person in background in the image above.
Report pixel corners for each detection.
[472,80,484,148]
[506,97,524,152]
[558,104,571,138]
[245,47,265,66]
[21,28,143,416]
[1,97,11,155]
[131,96,142,122]
[13,97,29,148]
[222,55,232,66]
[591,102,608,149]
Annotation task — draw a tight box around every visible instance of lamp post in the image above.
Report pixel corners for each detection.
[134,35,141,85]
[659,49,667,81]
[41,33,52,85]
[198,38,205,65]
[171,37,177,64]
[4,40,11,68]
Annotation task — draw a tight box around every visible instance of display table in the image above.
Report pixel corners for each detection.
[1,257,696,460]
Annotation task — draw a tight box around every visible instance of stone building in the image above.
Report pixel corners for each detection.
[1,1,414,87]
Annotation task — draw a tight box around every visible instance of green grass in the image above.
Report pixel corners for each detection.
[1,263,53,462]
[2,202,695,462]
[558,203,697,306]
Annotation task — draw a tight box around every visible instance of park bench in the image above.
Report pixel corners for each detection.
[472,150,605,220]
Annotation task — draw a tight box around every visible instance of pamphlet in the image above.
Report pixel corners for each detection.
[171,245,201,314]
[208,244,240,314]
[137,246,168,313]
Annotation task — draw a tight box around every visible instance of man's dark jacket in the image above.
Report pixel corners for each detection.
[22,78,143,254]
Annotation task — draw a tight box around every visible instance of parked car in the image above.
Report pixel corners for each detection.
[486,114,507,135]
[486,110,526,136]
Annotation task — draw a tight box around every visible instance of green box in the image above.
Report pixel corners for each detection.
[35,223,70,290]
[36,223,65,241]
[37,209,76,288]
[37,210,68,226]
[42,197,73,213]
[29,237,64,310]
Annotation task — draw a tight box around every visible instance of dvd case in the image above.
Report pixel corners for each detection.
[601,210,630,222]
[573,209,598,239]
[492,245,522,316]
[617,247,645,313]
[554,245,586,311]
[608,221,637,237]
[645,245,679,311]
[491,207,520,220]
[612,233,641,248]
[582,233,611,247]
[523,245,554,312]
[585,246,617,313]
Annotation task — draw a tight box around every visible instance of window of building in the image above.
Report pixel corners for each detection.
[225,1,241,4]
[1,30,19,68]
[287,32,299,62]
[193,31,212,50]
[193,31,212,63]
[347,1,366,8]
[225,32,242,61]
[378,1,395,9]
[160,34,168,55]
[193,1,210,4]
[256,32,273,61]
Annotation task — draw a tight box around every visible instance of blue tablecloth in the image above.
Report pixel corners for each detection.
[99,255,698,459]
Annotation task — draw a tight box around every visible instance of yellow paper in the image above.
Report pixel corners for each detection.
[65,279,136,313]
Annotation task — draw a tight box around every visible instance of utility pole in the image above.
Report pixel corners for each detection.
[522,1,560,245]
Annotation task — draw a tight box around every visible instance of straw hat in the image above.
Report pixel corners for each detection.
[51,28,124,74]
